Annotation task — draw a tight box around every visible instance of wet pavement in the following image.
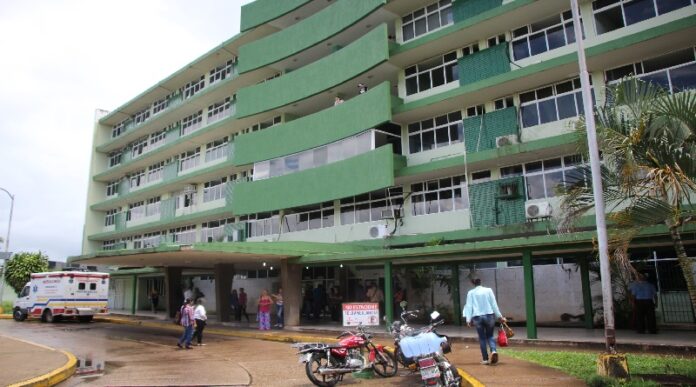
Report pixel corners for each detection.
[0,334,69,386]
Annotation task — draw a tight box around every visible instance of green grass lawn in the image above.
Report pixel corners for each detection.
[501,349,696,386]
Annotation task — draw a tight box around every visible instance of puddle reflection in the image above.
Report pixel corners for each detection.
[75,355,106,378]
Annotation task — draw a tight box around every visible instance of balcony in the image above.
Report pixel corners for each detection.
[462,106,518,153]
[240,0,312,32]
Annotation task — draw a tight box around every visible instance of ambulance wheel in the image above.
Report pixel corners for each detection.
[13,308,27,322]
[78,316,93,323]
[42,309,55,323]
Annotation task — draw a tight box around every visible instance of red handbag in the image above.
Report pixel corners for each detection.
[497,328,508,347]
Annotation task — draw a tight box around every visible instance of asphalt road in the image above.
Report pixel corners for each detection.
[0,320,427,386]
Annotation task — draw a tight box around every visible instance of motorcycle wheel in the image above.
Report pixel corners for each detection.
[372,349,398,377]
[441,365,461,387]
[305,353,339,387]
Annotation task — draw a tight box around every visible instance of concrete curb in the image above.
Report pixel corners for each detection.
[4,337,77,387]
[98,317,485,385]
[0,314,12,319]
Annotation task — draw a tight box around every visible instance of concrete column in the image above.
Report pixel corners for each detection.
[131,275,137,315]
[384,261,393,325]
[165,267,183,318]
[580,258,594,329]
[451,264,462,326]
[215,264,235,322]
[522,251,537,339]
[282,259,302,327]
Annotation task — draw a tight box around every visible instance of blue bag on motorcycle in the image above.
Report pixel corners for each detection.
[400,332,448,358]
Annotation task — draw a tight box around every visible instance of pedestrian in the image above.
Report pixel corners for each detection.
[358,83,368,94]
[629,272,658,334]
[149,288,159,314]
[328,286,343,322]
[312,284,324,321]
[366,282,385,318]
[230,289,240,321]
[463,278,506,365]
[192,298,208,346]
[272,288,284,328]
[176,298,195,349]
[239,287,250,322]
[334,96,344,106]
[302,284,314,319]
[258,290,273,330]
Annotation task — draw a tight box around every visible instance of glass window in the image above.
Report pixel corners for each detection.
[411,175,468,216]
[593,0,694,35]
[519,78,591,128]
[523,155,584,200]
[511,11,578,61]
[605,47,696,94]
[401,0,453,42]
[340,188,403,225]
[408,111,462,154]
[405,51,458,95]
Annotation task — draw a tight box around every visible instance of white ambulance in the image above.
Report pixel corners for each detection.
[12,271,110,323]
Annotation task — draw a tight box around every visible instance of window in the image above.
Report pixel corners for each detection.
[408,111,462,154]
[605,47,696,94]
[203,177,228,202]
[131,136,148,159]
[175,188,197,209]
[135,231,162,248]
[202,218,235,242]
[500,164,523,177]
[112,120,127,138]
[238,116,281,136]
[149,128,167,148]
[182,75,205,99]
[465,105,485,117]
[401,0,453,42]
[105,209,118,227]
[283,202,334,232]
[102,240,117,251]
[181,111,203,136]
[471,170,491,182]
[133,108,150,126]
[146,196,161,217]
[519,78,591,128]
[231,169,252,183]
[523,155,584,200]
[593,0,694,35]
[242,212,280,238]
[487,34,507,48]
[78,283,86,290]
[512,11,578,60]
[205,137,229,162]
[209,59,235,85]
[152,97,168,115]
[106,181,119,197]
[494,96,515,111]
[405,51,459,95]
[108,151,122,168]
[127,200,146,221]
[128,169,146,189]
[90,283,97,291]
[411,175,468,216]
[462,43,480,57]
[146,161,165,183]
[170,225,196,244]
[19,286,30,298]
[207,97,232,124]
[256,72,281,85]
[340,188,403,225]
[179,148,201,172]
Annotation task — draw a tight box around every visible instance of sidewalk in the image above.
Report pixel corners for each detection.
[0,334,76,386]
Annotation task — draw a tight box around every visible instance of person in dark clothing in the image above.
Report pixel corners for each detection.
[302,284,314,319]
[230,289,240,321]
[239,288,250,322]
[629,273,658,334]
[312,284,325,321]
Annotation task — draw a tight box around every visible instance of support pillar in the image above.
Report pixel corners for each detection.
[522,250,537,339]
[165,267,182,318]
[282,259,302,327]
[215,264,235,322]
[451,264,462,326]
[131,275,137,315]
[580,258,594,329]
[384,261,393,326]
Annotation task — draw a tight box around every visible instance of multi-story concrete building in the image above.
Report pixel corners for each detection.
[72,0,696,333]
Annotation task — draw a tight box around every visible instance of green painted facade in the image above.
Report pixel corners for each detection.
[238,0,386,74]
[235,24,390,118]
[234,82,393,165]
[240,0,311,32]
[452,0,503,23]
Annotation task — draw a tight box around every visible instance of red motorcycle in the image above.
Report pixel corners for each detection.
[294,324,398,386]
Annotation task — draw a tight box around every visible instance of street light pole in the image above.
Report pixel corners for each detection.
[569,0,616,353]
[0,187,15,311]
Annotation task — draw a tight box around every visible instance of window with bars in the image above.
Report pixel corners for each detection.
[401,0,453,42]
[133,108,150,126]
[209,59,235,85]
[131,136,148,159]
[182,75,205,99]
[112,120,127,138]
[511,11,578,61]
[283,202,334,233]
[405,51,458,95]
[604,47,696,94]
[129,169,146,189]
[179,147,201,172]
[203,177,228,202]
[181,111,203,136]
[104,209,118,227]
[340,188,404,225]
[408,111,462,154]
[593,0,694,35]
[152,97,168,115]
[411,176,468,216]
[207,97,232,124]
[205,137,229,163]
[108,151,122,168]
[519,78,591,128]
[106,181,119,197]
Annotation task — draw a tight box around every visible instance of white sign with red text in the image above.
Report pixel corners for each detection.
[342,303,380,326]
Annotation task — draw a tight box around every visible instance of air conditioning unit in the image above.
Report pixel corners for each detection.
[525,202,552,220]
[368,224,389,239]
[495,134,518,148]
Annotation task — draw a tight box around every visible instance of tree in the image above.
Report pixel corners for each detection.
[4,252,49,295]
[560,78,696,317]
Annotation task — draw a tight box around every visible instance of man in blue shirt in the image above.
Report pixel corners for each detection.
[629,272,658,334]
[463,279,506,365]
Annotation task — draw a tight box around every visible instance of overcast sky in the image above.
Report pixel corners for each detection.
[0,0,253,262]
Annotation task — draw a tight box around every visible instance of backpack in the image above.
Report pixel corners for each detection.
[173,309,182,325]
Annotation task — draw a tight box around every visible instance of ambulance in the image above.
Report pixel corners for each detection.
[12,270,110,323]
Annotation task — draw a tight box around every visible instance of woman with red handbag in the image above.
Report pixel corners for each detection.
[463,278,507,365]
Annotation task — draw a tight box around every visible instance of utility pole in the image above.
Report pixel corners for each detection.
[0,187,15,312]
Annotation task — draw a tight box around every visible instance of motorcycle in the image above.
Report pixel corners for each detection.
[389,308,460,387]
[294,324,398,387]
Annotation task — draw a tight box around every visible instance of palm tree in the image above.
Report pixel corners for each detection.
[560,78,696,318]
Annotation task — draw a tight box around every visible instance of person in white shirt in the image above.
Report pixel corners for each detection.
[463,279,506,365]
[192,298,208,346]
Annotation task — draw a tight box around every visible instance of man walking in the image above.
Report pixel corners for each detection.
[177,298,195,349]
[629,272,658,334]
[239,288,250,322]
[463,279,506,365]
